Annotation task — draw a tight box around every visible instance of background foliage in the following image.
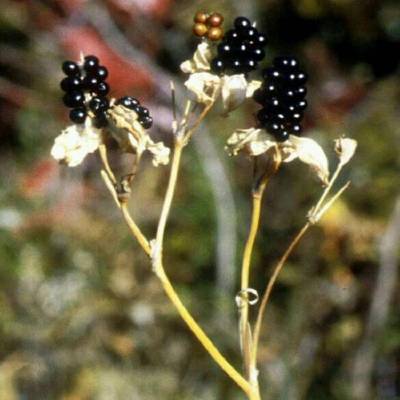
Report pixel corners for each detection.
[0,0,399,399]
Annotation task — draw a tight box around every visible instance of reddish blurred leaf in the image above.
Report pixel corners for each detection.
[58,26,154,97]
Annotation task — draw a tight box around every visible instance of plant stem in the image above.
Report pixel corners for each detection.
[120,202,151,256]
[150,103,258,397]
[155,263,253,397]
[239,187,264,377]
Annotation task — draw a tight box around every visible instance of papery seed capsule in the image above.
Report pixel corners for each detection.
[193,23,208,37]
[207,26,223,41]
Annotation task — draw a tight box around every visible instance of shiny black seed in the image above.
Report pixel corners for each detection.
[264,83,277,95]
[218,42,231,57]
[296,99,308,110]
[230,59,243,72]
[83,76,100,90]
[95,82,110,96]
[60,76,82,92]
[116,96,140,109]
[291,124,302,134]
[234,17,251,30]
[63,91,85,108]
[91,65,108,80]
[211,58,225,73]
[89,96,109,113]
[295,86,307,97]
[274,56,299,70]
[225,29,240,42]
[266,121,282,135]
[275,129,290,142]
[137,106,150,117]
[295,72,308,85]
[84,55,99,72]
[257,33,268,46]
[252,47,265,61]
[140,116,153,129]
[262,67,282,81]
[69,107,87,124]
[244,59,257,71]
[289,111,303,122]
[242,27,258,39]
[62,61,80,76]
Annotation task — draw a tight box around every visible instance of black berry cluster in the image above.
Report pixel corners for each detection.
[211,17,267,75]
[253,56,308,142]
[115,96,153,129]
[61,55,110,128]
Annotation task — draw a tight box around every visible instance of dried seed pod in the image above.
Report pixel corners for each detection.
[207,12,224,27]
[207,26,223,41]
[194,11,208,24]
[193,23,208,37]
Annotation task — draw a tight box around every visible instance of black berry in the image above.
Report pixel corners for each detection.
[211,16,267,75]
[254,56,308,141]
[69,107,87,124]
[60,55,111,128]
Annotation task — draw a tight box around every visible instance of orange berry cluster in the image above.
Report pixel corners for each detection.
[193,11,224,41]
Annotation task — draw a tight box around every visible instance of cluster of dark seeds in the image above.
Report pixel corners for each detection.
[115,96,153,129]
[253,56,308,142]
[61,55,110,128]
[211,16,267,75]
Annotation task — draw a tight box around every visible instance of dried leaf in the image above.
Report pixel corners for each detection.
[335,137,357,166]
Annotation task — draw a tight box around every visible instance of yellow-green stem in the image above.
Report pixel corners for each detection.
[239,189,264,377]
[120,202,151,256]
[155,264,253,397]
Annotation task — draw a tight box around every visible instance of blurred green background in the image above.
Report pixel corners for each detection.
[0,0,399,399]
